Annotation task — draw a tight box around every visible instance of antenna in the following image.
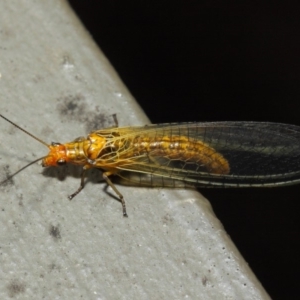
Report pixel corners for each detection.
[0,114,49,147]
[0,114,50,185]
[0,156,47,185]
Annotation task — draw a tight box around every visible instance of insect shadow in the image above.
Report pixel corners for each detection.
[41,165,121,202]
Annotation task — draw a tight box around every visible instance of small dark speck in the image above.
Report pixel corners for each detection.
[67,101,78,111]
[202,276,208,286]
[7,280,26,298]
[0,165,14,187]
[49,225,61,240]
[57,94,86,121]
[84,113,115,132]
[57,94,117,133]
[162,213,174,225]
[49,263,61,271]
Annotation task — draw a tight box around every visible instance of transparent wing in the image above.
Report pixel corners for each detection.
[97,122,300,188]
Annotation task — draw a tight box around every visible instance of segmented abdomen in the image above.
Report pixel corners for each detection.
[130,135,230,175]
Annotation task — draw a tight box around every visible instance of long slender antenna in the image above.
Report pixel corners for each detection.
[0,114,50,185]
[0,156,47,185]
[0,114,49,147]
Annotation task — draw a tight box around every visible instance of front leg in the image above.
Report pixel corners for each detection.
[68,169,87,200]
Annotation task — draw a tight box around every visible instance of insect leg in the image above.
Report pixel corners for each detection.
[68,169,87,200]
[112,113,118,127]
[103,172,128,217]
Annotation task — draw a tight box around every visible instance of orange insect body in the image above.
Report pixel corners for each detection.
[2,114,300,217]
[44,132,230,176]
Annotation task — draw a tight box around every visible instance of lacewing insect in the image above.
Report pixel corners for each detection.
[1,114,300,217]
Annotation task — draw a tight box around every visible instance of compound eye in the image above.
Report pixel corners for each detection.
[56,159,66,166]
